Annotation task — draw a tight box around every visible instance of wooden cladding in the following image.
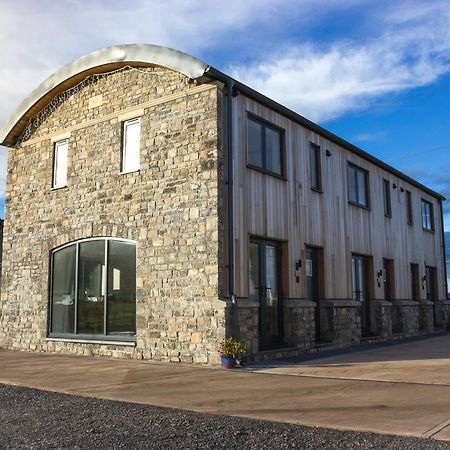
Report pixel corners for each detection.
[231,94,445,302]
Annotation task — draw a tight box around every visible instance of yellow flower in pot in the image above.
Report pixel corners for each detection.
[218,337,246,368]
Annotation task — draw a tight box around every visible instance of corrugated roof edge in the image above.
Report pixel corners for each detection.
[205,66,445,201]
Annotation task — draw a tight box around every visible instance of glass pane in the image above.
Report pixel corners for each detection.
[357,169,367,206]
[107,241,136,336]
[351,257,357,300]
[249,243,260,300]
[123,119,140,172]
[51,245,76,334]
[310,147,318,189]
[77,240,105,335]
[265,245,278,337]
[358,258,366,301]
[265,127,281,175]
[54,140,68,187]
[248,119,263,168]
[348,166,357,203]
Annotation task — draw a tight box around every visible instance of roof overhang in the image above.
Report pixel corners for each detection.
[0,44,208,146]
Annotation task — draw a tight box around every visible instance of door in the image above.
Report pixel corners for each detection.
[425,266,438,327]
[306,247,321,343]
[352,255,371,337]
[383,258,394,300]
[249,239,284,349]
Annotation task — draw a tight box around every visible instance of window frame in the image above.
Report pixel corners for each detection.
[421,199,434,232]
[347,162,370,209]
[246,114,285,179]
[383,179,392,218]
[48,237,137,343]
[309,142,322,192]
[406,190,413,226]
[52,139,69,189]
[121,117,141,174]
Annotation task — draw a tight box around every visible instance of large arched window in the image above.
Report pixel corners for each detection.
[49,238,136,341]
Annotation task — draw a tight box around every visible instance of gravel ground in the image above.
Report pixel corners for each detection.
[0,384,449,450]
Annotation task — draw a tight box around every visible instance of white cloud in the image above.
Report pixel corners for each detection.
[229,2,450,122]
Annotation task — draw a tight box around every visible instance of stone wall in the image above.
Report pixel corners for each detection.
[0,66,226,364]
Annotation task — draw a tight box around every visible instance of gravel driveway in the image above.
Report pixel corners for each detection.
[0,384,448,449]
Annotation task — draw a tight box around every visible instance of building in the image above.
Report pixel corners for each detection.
[0,44,448,364]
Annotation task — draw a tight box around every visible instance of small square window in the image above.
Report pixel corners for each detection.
[52,139,68,188]
[247,115,283,177]
[347,163,369,208]
[421,199,434,231]
[122,118,141,173]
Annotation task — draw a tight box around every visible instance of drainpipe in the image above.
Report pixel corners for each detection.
[225,78,239,339]
[203,68,239,338]
[439,199,448,300]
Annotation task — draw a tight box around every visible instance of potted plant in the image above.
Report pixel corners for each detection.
[218,337,246,368]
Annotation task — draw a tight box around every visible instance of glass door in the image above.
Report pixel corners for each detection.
[249,239,284,349]
[352,255,371,337]
[306,247,321,343]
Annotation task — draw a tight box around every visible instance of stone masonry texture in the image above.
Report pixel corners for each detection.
[0,67,226,364]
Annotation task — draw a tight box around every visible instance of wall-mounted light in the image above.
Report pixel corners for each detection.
[326,149,332,157]
[400,187,404,192]
[393,183,397,189]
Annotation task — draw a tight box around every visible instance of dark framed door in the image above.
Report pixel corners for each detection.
[425,266,438,327]
[352,255,371,337]
[306,247,321,343]
[249,238,284,349]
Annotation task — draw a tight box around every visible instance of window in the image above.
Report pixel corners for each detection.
[406,190,413,225]
[383,179,391,217]
[247,115,283,177]
[347,163,369,208]
[421,199,434,231]
[52,139,68,188]
[309,143,322,191]
[49,238,136,340]
[122,118,141,173]
[351,255,367,301]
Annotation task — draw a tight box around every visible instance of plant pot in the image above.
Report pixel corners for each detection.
[220,354,236,369]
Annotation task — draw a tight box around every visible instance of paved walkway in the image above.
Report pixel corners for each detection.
[1,334,450,441]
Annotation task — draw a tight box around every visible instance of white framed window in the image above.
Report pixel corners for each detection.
[121,118,141,173]
[53,139,68,188]
[421,199,434,231]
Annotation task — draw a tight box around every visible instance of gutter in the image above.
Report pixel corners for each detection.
[204,68,445,202]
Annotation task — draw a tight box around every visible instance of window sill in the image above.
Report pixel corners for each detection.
[247,164,287,181]
[46,336,136,346]
[119,169,140,175]
[311,187,323,194]
[422,227,435,233]
[348,200,370,211]
[384,213,392,219]
[50,185,67,191]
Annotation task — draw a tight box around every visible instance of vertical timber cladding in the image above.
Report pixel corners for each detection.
[232,93,446,352]
[0,66,226,364]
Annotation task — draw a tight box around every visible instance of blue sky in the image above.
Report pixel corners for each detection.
[1,0,450,227]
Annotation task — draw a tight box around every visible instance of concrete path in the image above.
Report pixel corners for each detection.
[1,334,450,441]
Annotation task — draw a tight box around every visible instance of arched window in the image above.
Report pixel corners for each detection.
[49,238,136,341]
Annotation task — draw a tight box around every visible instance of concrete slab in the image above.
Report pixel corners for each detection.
[0,335,449,441]
[248,334,450,385]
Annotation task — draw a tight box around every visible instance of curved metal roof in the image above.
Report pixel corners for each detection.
[0,44,209,146]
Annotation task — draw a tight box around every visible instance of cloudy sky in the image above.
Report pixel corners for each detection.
[1,0,450,227]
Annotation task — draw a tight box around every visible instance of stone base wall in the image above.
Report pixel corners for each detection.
[373,300,392,338]
[434,301,450,329]
[391,301,419,336]
[284,299,315,350]
[235,297,450,361]
[419,302,434,332]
